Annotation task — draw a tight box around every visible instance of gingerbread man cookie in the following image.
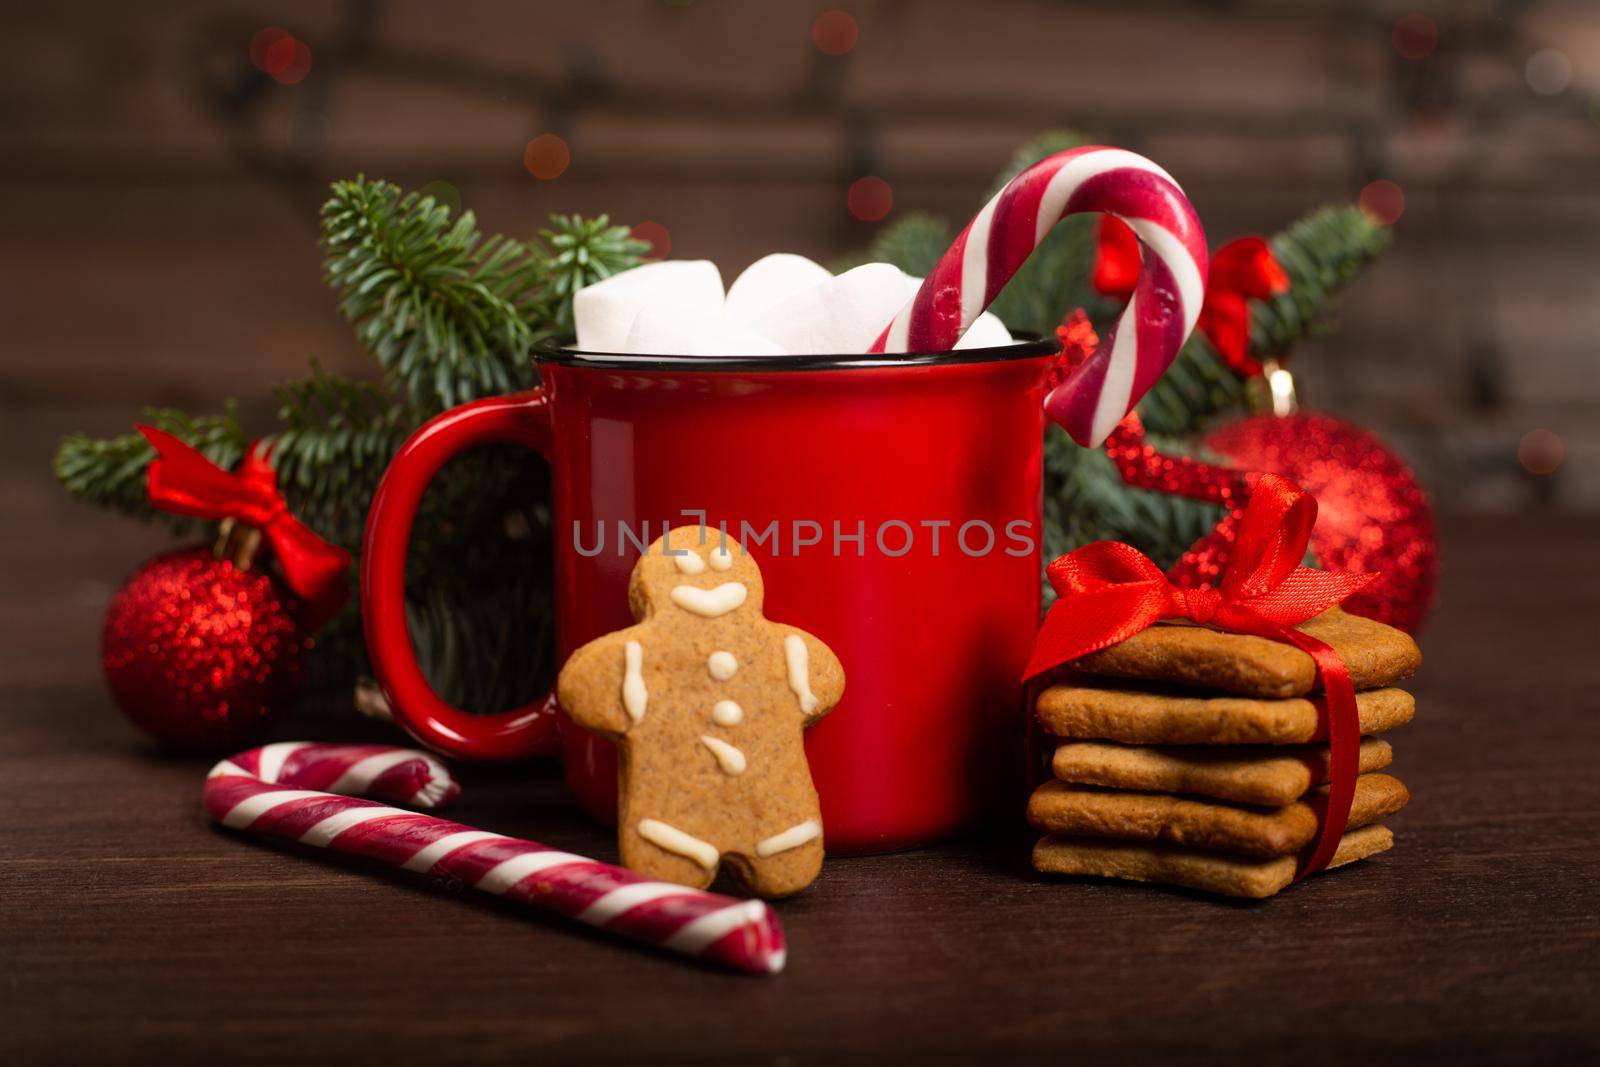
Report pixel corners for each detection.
[556,526,845,898]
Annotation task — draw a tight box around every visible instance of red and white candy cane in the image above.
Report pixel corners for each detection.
[869,146,1209,448]
[203,743,787,975]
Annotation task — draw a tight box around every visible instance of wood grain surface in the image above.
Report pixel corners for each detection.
[2,408,1597,1063]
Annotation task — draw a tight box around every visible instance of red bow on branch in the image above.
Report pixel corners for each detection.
[1024,473,1375,879]
[1094,217,1289,377]
[138,425,351,619]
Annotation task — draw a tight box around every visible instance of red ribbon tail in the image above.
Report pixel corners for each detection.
[1283,629,1360,881]
[140,424,250,521]
[1205,606,1362,882]
[267,512,352,618]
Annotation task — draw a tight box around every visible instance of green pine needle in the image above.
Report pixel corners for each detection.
[1043,427,1226,582]
[538,213,650,337]
[268,367,411,550]
[1252,205,1391,361]
[1134,334,1247,436]
[53,404,248,532]
[321,177,546,414]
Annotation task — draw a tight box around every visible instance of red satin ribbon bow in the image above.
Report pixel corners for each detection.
[138,425,351,617]
[1024,474,1376,879]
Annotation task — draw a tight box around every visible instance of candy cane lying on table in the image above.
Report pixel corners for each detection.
[203,743,787,975]
[869,146,1209,449]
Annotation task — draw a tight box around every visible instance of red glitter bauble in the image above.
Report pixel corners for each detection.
[101,547,309,750]
[1202,412,1439,633]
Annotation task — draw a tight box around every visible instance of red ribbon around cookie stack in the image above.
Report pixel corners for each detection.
[139,425,351,625]
[1023,474,1375,879]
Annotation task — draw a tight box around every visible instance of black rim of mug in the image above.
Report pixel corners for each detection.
[533,332,1059,372]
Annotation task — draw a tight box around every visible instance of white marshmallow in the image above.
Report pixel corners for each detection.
[692,319,787,357]
[624,300,784,357]
[574,261,724,353]
[954,312,1013,350]
[575,257,1009,359]
[621,299,699,355]
[749,263,910,355]
[724,254,833,325]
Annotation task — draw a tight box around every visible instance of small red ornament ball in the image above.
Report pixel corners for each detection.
[101,547,309,750]
[1203,412,1439,633]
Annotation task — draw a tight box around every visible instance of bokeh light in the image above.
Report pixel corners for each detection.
[1392,14,1437,60]
[847,176,893,222]
[812,10,859,56]
[631,220,671,259]
[523,134,571,180]
[1518,428,1565,475]
[249,27,286,69]
[1359,179,1405,224]
[1525,49,1573,95]
[250,27,312,85]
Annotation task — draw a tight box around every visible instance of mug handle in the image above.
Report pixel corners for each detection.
[361,389,560,761]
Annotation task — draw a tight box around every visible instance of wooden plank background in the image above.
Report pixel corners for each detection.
[4,0,1597,511]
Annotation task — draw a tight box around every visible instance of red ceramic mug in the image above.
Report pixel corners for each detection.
[363,338,1060,853]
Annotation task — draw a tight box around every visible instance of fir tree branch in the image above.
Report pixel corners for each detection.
[53,404,248,531]
[321,178,546,413]
[1043,427,1225,578]
[1134,334,1247,436]
[1134,204,1390,434]
[537,214,650,338]
[1252,205,1391,362]
[267,367,411,550]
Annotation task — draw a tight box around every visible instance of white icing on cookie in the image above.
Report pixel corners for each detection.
[756,819,821,857]
[671,550,705,575]
[700,735,747,776]
[709,544,734,571]
[670,582,748,618]
[784,634,818,713]
[637,818,719,870]
[622,640,647,724]
[707,650,738,681]
[711,699,743,726]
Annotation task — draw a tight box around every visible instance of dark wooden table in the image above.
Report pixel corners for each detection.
[4,411,1597,1064]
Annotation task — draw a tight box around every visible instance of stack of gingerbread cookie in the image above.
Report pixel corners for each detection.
[1028,607,1421,898]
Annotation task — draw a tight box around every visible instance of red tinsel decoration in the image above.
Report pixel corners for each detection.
[1055,308,1100,370]
[1104,414,1255,589]
[102,547,309,750]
